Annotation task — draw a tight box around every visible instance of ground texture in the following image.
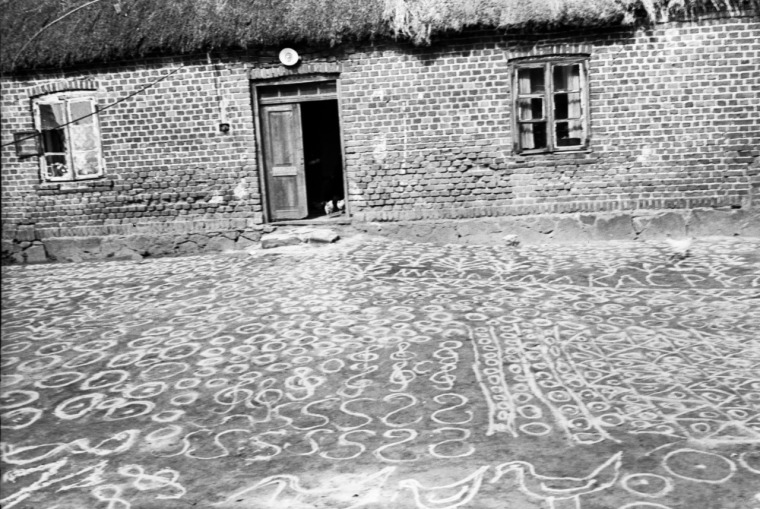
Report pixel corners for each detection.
[1,236,759,509]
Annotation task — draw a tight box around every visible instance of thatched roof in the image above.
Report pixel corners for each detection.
[1,0,757,73]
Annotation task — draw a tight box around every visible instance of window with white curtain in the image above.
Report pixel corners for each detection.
[33,91,104,182]
[512,58,589,154]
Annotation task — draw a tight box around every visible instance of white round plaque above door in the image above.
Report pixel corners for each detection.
[278,48,300,67]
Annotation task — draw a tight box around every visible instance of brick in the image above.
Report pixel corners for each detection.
[2,17,758,250]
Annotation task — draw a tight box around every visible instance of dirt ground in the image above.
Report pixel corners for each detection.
[1,235,759,509]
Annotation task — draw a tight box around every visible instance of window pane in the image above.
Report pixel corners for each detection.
[70,101,94,125]
[41,129,66,153]
[45,155,69,178]
[39,103,66,129]
[279,85,299,96]
[517,68,545,94]
[554,92,582,119]
[519,122,547,150]
[73,150,100,176]
[556,121,583,147]
[70,123,97,152]
[553,64,581,91]
[518,98,544,121]
[317,82,337,95]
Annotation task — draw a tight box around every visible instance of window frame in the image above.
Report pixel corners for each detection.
[511,56,590,155]
[32,91,104,182]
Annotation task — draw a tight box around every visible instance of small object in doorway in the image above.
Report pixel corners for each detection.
[324,200,335,215]
[666,237,692,261]
[336,199,345,211]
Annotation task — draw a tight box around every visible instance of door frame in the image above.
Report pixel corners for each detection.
[251,75,349,224]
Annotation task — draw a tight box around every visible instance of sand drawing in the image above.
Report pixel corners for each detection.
[661,448,736,484]
[620,473,674,499]
[492,452,622,509]
[214,466,396,508]
[399,466,489,509]
[617,503,673,509]
[1,238,758,507]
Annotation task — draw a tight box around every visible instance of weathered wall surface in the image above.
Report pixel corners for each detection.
[358,208,760,246]
[1,58,261,240]
[1,15,758,263]
[340,16,760,222]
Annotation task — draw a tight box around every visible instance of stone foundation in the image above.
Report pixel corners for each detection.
[3,208,758,264]
[1,227,267,264]
[355,208,760,246]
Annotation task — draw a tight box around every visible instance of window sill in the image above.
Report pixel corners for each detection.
[36,178,115,194]
[515,148,592,156]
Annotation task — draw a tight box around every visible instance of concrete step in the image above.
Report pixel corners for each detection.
[260,227,341,249]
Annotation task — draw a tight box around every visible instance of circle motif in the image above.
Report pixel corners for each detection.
[0,390,40,410]
[140,362,188,380]
[1,407,43,430]
[622,473,673,498]
[663,449,736,484]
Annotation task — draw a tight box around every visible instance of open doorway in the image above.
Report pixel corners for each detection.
[301,100,345,218]
[257,80,346,223]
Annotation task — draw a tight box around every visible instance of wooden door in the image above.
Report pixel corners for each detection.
[261,103,308,220]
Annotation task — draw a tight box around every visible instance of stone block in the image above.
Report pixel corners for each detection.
[407,224,435,239]
[143,237,177,257]
[508,225,549,244]
[98,235,148,260]
[188,234,210,248]
[306,229,340,243]
[593,215,635,241]
[24,244,47,263]
[100,238,128,258]
[637,212,687,240]
[206,236,238,252]
[176,241,200,254]
[125,235,155,255]
[240,230,263,242]
[110,248,143,261]
[738,210,760,237]
[455,221,500,245]
[235,236,259,248]
[261,234,302,249]
[15,227,36,242]
[1,240,19,259]
[534,217,555,234]
[44,237,101,262]
[689,209,740,237]
[552,217,590,243]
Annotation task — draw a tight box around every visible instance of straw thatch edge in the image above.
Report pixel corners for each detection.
[1,0,758,74]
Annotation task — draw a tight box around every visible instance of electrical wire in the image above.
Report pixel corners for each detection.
[2,64,184,149]
[11,0,106,69]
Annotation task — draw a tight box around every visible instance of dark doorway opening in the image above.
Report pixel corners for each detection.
[301,100,345,219]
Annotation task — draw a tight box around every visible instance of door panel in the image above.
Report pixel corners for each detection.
[261,104,308,220]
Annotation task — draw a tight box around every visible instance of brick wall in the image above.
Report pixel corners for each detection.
[2,15,758,242]
[1,57,261,240]
[339,15,760,221]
